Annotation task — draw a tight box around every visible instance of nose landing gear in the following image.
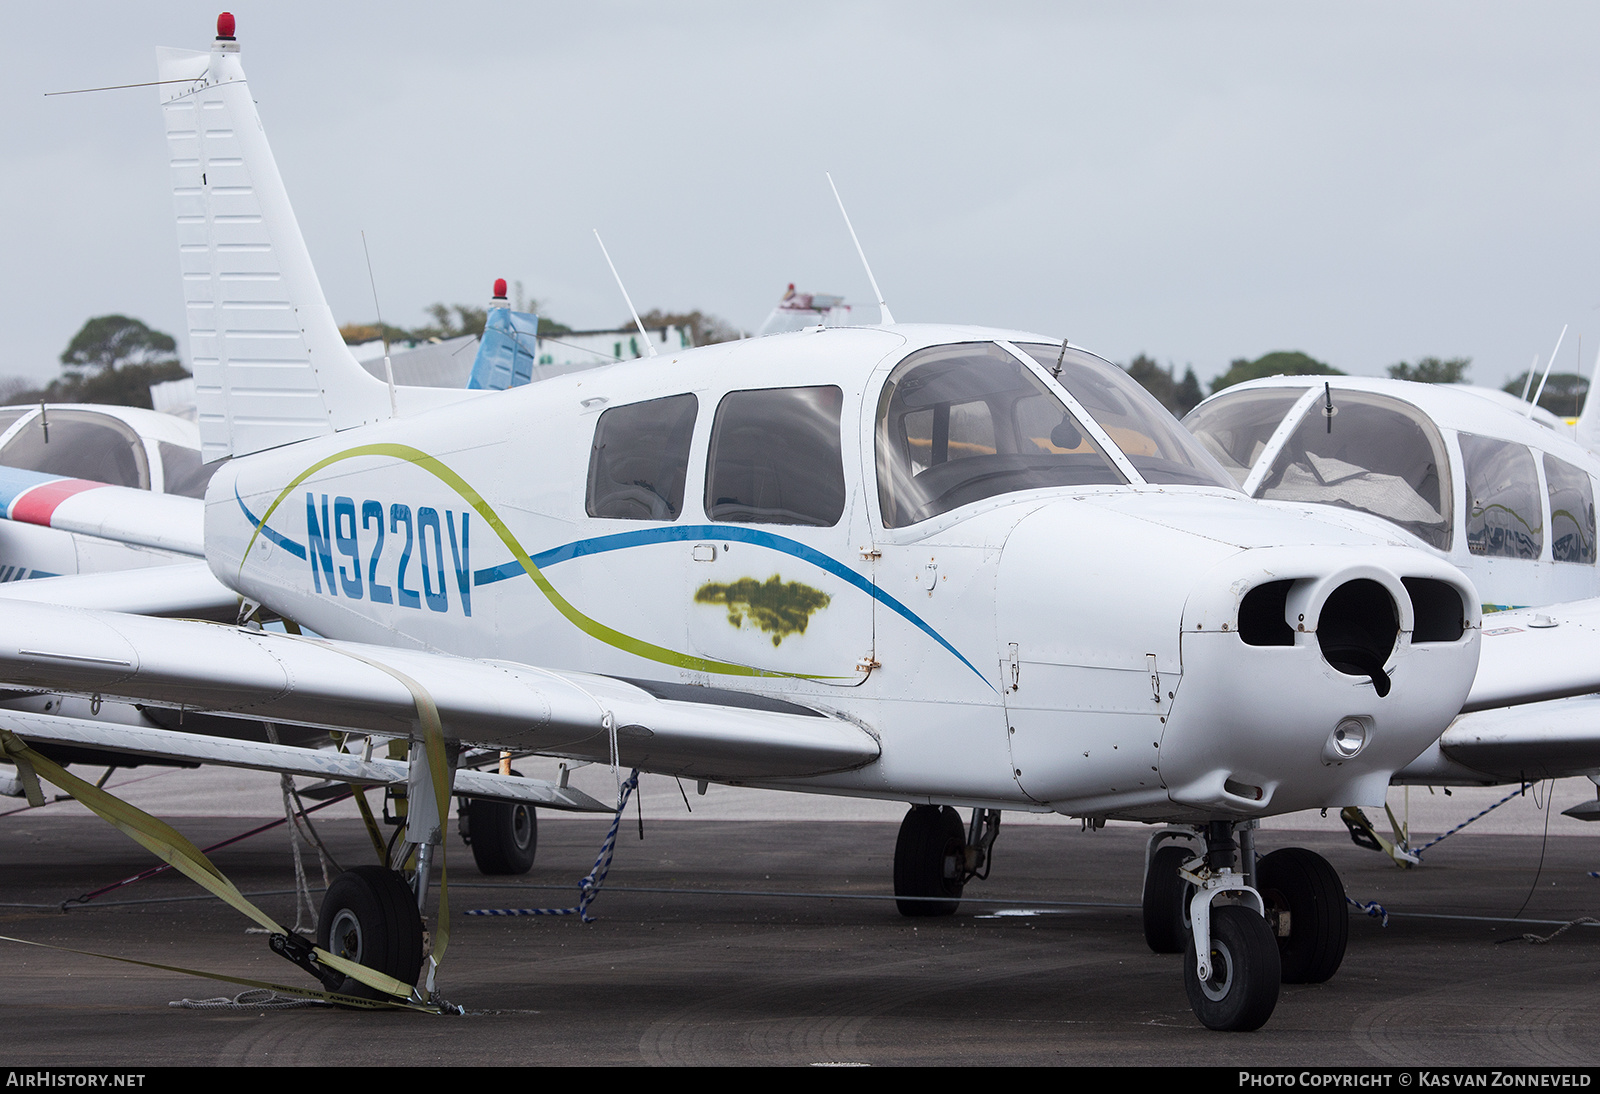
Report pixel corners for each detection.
[1143,822,1351,1029]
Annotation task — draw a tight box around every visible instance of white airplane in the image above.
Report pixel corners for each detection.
[0,402,212,587]
[1184,374,1600,845]
[7,15,1595,1031]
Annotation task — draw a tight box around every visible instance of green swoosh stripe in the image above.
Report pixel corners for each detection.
[242,443,831,679]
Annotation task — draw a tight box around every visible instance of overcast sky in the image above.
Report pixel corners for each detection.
[3,2,1599,392]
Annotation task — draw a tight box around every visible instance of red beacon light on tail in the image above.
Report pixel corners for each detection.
[216,12,236,40]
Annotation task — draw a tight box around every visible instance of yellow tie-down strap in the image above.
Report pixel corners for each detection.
[0,727,444,1012]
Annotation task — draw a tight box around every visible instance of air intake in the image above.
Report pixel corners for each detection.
[1316,579,1398,697]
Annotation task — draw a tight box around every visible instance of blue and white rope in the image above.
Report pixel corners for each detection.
[467,769,640,923]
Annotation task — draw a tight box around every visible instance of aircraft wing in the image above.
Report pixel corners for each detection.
[0,706,613,811]
[0,562,239,620]
[0,601,879,781]
[1463,598,1600,712]
[1395,600,1600,784]
[0,467,202,556]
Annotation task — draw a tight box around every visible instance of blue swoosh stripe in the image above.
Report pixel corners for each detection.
[236,485,307,560]
[477,524,992,688]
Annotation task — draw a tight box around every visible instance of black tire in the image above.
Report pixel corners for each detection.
[464,798,538,875]
[1257,846,1348,984]
[1184,904,1281,1031]
[317,865,425,1000]
[893,805,966,917]
[1142,844,1196,954]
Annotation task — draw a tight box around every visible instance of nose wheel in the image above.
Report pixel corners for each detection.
[1185,904,1281,1031]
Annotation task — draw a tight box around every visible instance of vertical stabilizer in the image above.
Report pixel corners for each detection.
[158,18,390,462]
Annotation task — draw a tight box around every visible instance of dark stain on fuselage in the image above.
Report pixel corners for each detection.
[694,575,831,646]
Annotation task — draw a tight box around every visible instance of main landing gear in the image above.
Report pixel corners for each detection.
[317,865,426,999]
[893,805,1001,916]
[458,776,538,875]
[1141,822,1350,1029]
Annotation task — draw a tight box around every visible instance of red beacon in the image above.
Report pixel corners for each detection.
[216,12,236,40]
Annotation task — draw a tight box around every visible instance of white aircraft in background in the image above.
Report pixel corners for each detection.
[1185,376,1600,837]
[6,15,1597,1032]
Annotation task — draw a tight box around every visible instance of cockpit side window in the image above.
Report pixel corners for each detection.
[1460,433,1542,559]
[1256,391,1453,551]
[876,343,1124,528]
[1182,388,1307,487]
[1544,453,1595,564]
[0,410,149,490]
[1014,344,1236,489]
[705,386,845,527]
[587,394,697,521]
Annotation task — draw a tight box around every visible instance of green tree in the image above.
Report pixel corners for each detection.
[11,316,190,409]
[1125,355,1207,417]
[1388,356,1470,384]
[59,315,178,375]
[635,309,742,347]
[1210,351,1341,394]
[1502,372,1589,417]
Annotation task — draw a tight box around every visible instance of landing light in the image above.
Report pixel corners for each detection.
[1326,717,1368,762]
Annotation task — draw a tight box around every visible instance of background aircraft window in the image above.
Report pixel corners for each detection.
[1543,453,1595,564]
[1460,433,1542,559]
[1014,343,1235,488]
[705,386,845,526]
[586,393,697,521]
[0,409,149,490]
[1182,388,1306,487]
[1255,391,1452,551]
[160,442,223,499]
[876,343,1124,528]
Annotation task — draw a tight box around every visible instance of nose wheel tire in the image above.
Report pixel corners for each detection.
[1184,904,1281,1031]
[1257,846,1348,983]
[1142,844,1195,954]
[893,805,966,917]
[462,798,538,875]
[316,865,426,1000]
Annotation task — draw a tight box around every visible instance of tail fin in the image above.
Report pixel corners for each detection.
[158,22,392,462]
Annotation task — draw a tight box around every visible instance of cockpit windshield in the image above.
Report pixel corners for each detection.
[1182,387,1307,487]
[875,343,1125,528]
[1014,344,1236,489]
[1250,389,1453,550]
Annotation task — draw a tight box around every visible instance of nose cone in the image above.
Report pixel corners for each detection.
[1162,544,1480,815]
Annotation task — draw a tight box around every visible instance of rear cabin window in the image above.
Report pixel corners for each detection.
[705,386,846,526]
[1544,453,1596,564]
[1460,433,1542,559]
[586,394,697,521]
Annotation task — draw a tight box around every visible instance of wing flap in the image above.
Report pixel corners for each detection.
[0,602,880,779]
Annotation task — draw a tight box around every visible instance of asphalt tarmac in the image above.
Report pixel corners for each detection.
[1,803,1597,1066]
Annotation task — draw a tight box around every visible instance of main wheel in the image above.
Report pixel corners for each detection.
[1257,846,1348,983]
[893,805,966,917]
[1184,904,1281,1031]
[463,797,538,875]
[317,865,425,1000]
[1142,844,1196,954]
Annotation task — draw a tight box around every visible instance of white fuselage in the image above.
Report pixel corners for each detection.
[206,327,1482,823]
